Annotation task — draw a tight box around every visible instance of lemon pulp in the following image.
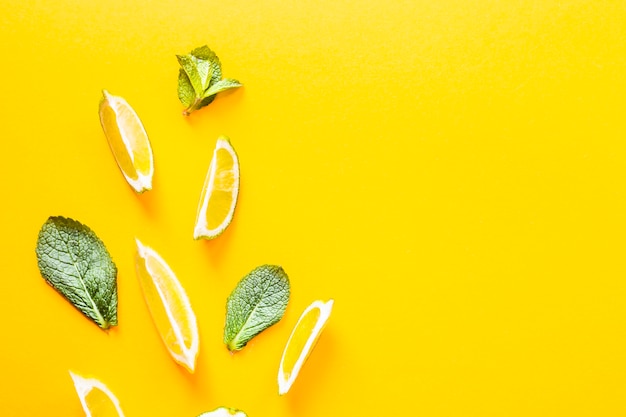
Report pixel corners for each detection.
[282,307,321,380]
[99,90,153,193]
[135,239,199,373]
[205,147,237,230]
[278,299,334,394]
[194,137,240,239]
[83,387,122,417]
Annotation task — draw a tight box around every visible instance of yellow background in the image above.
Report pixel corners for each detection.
[1,1,626,416]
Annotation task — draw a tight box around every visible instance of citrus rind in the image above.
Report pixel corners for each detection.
[278,299,334,395]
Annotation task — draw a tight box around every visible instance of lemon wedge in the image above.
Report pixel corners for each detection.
[99,90,154,193]
[135,238,199,372]
[193,136,240,240]
[197,407,247,417]
[278,299,334,395]
[69,371,125,417]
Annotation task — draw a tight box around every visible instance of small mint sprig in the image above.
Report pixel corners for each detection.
[177,45,242,116]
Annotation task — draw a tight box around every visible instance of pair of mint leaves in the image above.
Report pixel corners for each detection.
[177,45,242,115]
[35,216,290,351]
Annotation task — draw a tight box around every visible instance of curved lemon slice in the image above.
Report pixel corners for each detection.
[99,90,154,193]
[197,407,247,417]
[69,371,125,417]
[193,136,240,240]
[135,238,199,372]
[278,299,334,395]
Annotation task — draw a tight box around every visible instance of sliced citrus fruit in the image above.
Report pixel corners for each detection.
[69,371,125,417]
[278,299,334,395]
[193,136,240,240]
[135,238,199,372]
[197,407,248,417]
[99,90,154,193]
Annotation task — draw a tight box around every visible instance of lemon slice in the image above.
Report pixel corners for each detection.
[278,299,334,395]
[135,238,199,372]
[193,136,240,240]
[99,90,154,193]
[197,407,247,417]
[69,371,125,417]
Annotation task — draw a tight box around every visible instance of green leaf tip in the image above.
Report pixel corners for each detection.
[224,264,290,352]
[35,216,118,330]
[176,44,242,116]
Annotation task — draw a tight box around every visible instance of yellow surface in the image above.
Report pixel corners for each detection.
[1,1,625,416]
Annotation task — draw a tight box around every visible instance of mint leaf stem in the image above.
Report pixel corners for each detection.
[182,97,205,116]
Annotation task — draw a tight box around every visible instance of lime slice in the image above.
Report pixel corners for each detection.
[99,90,154,193]
[69,371,125,417]
[193,136,240,240]
[278,299,334,395]
[135,238,199,372]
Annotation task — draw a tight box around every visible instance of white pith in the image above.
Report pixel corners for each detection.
[102,90,154,193]
[193,137,239,239]
[135,238,199,373]
[277,299,334,395]
[69,371,125,417]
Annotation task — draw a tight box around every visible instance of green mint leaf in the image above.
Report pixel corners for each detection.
[177,45,240,116]
[177,69,196,108]
[176,54,204,96]
[35,216,118,330]
[196,57,212,90]
[207,59,222,88]
[190,45,218,61]
[190,45,222,88]
[224,265,290,351]
[203,78,242,98]
[197,93,217,110]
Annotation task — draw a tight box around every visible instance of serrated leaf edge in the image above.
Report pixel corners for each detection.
[225,265,289,351]
[36,216,117,330]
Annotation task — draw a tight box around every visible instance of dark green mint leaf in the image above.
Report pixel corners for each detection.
[177,45,240,116]
[224,265,290,351]
[35,216,118,330]
[190,45,218,62]
[197,93,217,110]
